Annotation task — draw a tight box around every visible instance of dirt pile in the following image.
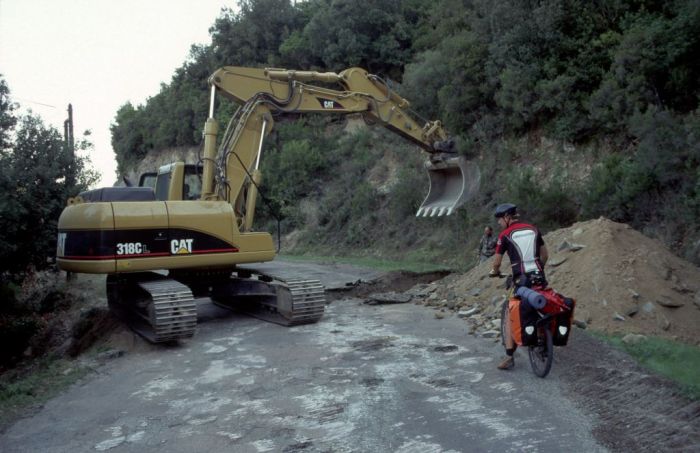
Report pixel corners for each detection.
[413,217,700,345]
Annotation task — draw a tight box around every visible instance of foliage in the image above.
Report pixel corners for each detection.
[254,118,335,231]
[0,113,98,275]
[291,0,420,79]
[0,80,97,367]
[315,130,378,245]
[505,167,579,232]
[111,0,700,148]
[582,109,700,256]
[0,77,98,368]
[0,76,17,152]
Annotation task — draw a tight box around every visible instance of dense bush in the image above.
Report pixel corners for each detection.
[0,76,97,367]
[505,167,579,233]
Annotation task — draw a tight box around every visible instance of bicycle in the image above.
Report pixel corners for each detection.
[495,274,572,378]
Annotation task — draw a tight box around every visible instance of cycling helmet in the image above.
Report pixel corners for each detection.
[494,203,517,218]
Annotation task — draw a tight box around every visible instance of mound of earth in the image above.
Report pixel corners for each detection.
[417,217,700,345]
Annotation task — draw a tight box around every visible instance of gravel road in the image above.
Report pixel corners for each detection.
[1,260,607,452]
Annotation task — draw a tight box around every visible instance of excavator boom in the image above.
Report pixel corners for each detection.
[205,66,480,216]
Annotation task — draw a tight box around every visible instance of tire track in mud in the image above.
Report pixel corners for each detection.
[554,332,699,452]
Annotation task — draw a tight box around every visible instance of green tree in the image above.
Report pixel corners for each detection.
[111,102,147,174]
[0,113,98,275]
[0,76,17,152]
[210,0,302,67]
[299,0,420,79]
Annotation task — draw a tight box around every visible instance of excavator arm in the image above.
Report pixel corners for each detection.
[201,66,480,228]
[210,67,452,153]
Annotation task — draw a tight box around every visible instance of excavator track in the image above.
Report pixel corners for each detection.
[256,277,326,325]
[210,271,326,326]
[107,274,197,343]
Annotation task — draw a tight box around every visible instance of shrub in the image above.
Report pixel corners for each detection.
[505,167,579,231]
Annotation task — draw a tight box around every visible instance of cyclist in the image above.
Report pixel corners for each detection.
[488,203,549,370]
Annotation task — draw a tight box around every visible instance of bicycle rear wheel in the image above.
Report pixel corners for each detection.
[528,326,554,378]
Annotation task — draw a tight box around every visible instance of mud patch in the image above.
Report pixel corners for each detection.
[350,337,395,352]
[311,403,346,422]
[425,378,457,389]
[327,270,449,301]
[361,377,385,388]
[433,345,459,353]
[282,440,314,452]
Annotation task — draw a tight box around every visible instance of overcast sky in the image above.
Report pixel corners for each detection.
[0,0,231,187]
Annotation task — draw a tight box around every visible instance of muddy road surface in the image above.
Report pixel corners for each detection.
[1,260,692,452]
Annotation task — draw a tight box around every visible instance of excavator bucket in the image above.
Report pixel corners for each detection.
[416,156,480,217]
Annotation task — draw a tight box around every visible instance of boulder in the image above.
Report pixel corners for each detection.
[367,292,412,304]
[549,256,568,267]
[457,307,479,318]
[621,333,646,345]
[641,302,655,313]
[480,330,500,338]
[656,296,684,308]
[657,314,671,331]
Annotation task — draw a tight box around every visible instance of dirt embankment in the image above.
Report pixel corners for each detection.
[405,217,700,345]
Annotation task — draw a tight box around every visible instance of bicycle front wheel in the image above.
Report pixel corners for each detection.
[528,326,554,378]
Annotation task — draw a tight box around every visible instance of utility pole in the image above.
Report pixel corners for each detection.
[63,104,76,280]
[63,103,74,151]
[64,103,75,189]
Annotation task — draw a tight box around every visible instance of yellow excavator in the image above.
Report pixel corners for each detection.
[56,66,480,342]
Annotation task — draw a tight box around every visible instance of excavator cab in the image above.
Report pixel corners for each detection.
[138,163,203,201]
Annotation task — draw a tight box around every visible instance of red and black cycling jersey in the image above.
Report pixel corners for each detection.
[495,222,545,281]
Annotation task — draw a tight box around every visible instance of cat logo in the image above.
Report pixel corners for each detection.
[318,97,343,109]
[171,238,194,254]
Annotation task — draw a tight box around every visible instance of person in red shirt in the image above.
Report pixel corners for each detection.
[489,203,549,370]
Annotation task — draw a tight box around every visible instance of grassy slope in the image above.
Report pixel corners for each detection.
[592,333,700,400]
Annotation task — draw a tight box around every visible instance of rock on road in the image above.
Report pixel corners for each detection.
[0,260,605,452]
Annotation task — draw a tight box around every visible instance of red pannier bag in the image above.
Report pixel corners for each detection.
[535,287,576,346]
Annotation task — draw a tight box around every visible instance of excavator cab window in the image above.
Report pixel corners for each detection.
[183,166,202,200]
[138,172,157,189]
[140,163,203,201]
